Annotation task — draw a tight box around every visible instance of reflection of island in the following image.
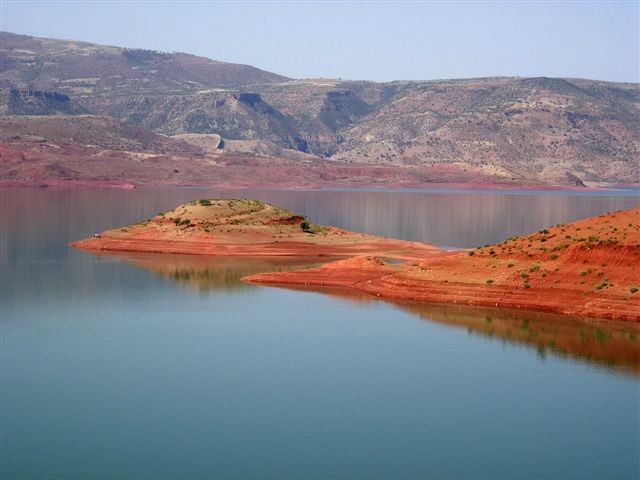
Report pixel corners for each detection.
[109,252,325,291]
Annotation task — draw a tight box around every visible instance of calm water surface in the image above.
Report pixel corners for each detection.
[1,187,639,479]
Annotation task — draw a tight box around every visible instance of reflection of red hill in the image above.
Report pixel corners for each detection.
[399,303,640,375]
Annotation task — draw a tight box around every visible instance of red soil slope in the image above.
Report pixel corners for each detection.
[245,207,640,322]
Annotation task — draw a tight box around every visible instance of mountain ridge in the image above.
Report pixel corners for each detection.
[1,32,638,187]
[0,31,289,94]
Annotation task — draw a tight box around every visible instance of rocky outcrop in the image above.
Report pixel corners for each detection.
[0,89,88,115]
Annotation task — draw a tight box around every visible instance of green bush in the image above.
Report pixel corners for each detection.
[630,287,639,294]
[199,199,212,206]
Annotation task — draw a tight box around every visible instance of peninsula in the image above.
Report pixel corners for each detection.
[245,206,640,322]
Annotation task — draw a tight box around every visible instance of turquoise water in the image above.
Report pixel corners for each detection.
[1,188,639,479]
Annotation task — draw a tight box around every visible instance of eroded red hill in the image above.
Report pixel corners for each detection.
[246,207,640,321]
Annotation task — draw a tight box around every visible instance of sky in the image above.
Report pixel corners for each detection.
[1,1,638,83]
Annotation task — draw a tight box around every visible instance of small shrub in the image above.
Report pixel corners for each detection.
[507,262,514,268]
[468,251,475,256]
[529,264,540,273]
[523,282,530,289]
[300,220,311,231]
[520,271,529,278]
[549,254,558,260]
[579,270,587,276]
[199,199,212,206]
[630,287,639,294]
[486,279,494,284]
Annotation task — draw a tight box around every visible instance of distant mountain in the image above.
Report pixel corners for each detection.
[1,32,638,187]
[0,31,288,94]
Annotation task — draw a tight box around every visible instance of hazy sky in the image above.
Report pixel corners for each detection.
[1,1,638,82]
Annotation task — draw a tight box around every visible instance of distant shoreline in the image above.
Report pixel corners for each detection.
[3,179,640,194]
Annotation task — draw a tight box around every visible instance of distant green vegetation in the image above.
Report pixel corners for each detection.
[300,220,326,234]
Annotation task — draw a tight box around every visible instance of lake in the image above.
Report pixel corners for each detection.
[1,187,639,479]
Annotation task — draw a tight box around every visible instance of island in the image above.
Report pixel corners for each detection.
[72,199,640,322]
[71,198,440,259]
